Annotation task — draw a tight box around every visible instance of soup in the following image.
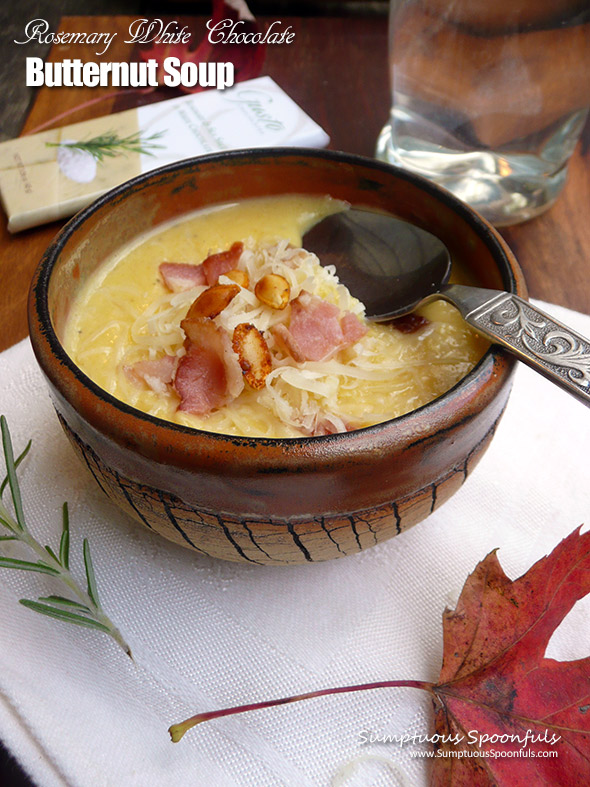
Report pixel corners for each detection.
[63,195,487,438]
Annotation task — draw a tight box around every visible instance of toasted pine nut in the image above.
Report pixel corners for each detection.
[232,323,272,389]
[255,274,290,310]
[185,283,240,320]
[224,269,250,288]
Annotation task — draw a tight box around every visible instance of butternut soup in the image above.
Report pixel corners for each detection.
[63,195,487,438]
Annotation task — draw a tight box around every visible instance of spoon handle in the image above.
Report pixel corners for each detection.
[441,285,590,406]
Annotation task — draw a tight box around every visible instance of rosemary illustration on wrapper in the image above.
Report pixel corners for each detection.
[46,129,165,162]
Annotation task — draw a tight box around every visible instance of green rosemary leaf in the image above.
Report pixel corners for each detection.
[0,416,26,530]
[83,538,99,606]
[0,513,16,533]
[0,437,31,498]
[37,595,91,613]
[0,515,16,533]
[37,559,60,571]
[19,600,111,633]
[59,503,69,569]
[0,556,60,575]
[0,418,131,657]
[45,545,60,563]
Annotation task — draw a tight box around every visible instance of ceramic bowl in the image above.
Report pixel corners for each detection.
[28,149,525,565]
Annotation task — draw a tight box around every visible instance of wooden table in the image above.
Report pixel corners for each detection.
[0,13,589,356]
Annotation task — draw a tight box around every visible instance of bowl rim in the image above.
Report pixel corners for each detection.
[29,147,523,450]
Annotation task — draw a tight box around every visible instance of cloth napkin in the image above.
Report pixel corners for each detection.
[0,301,588,787]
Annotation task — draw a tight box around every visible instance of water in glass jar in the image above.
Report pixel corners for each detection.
[376,1,590,226]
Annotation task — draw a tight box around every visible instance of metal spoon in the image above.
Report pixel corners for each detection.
[303,210,590,406]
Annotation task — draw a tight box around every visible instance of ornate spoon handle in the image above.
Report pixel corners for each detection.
[440,285,590,406]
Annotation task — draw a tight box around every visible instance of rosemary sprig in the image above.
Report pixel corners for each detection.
[0,416,131,658]
[46,129,165,162]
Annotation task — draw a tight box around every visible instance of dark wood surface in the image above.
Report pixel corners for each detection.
[0,14,589,356]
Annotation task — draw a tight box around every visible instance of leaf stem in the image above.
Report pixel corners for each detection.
[14,524,131,656]
[169,679,434,743]
[0,416,131,658]
[0,419,26,530]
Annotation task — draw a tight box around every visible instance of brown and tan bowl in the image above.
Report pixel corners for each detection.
[28,149,525,565]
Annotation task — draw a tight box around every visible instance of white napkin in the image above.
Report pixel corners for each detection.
[0,301,588,787]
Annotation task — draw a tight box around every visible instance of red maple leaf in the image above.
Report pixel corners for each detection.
[168,528,590,785]
[431,527,590,784]
[139,0,266,93]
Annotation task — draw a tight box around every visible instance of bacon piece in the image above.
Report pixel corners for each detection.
[391,314,430,334]
[185,284,240,320]
[175,317,243,414]
[313,419,345,436]
[275,293,368,363]
[159,262,207,292]
[232,323,272,390]
[295,414,352,437]
[159,241,244,292]
[288,293,344,362]
[174,344,227,415]
[202,242,244,285]
[181,317,244,399]
[340,311,368,344]
[124,355,177,394]
[272,323,305,362]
